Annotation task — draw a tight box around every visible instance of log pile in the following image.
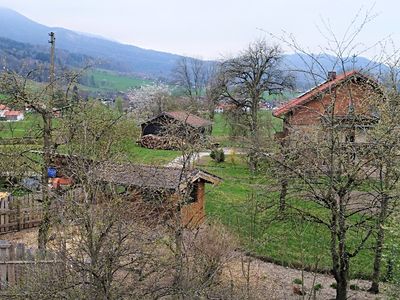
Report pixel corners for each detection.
[140,134,181,150]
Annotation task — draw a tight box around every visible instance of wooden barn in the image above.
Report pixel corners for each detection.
[273,71,382,143]
[140,111,213,149]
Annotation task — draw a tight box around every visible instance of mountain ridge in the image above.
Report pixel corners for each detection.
[0,7,186,78]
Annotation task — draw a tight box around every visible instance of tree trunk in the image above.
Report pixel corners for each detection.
[336,276,348,300]
[336,195,349,300]
[279,178,287,213]
[249,100,259,173]
[38,112,52,251]
[369,193,389,294]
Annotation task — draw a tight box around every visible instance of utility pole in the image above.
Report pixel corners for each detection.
[38,32,56,252]
[48,32,56,101]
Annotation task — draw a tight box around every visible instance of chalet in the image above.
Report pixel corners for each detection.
[140,111,213,149]
[272,71,382,143]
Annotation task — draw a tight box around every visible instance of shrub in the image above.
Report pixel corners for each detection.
[229,149,238,164]
[349,284,360,291]
[313,283,323,291]
[330,282,337,289]
[292,278,303,285]
[210,148,225,163]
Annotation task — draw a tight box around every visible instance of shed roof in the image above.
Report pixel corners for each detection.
[143,111,213,128]
[93,163,221,190]
[272,71,378,117]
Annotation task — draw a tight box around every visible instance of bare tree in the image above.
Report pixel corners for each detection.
[174,56,211,110]
[0,38,86,251]
[217,39,293,172]
[265,10,400,299]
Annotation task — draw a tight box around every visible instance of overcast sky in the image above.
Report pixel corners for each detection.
[0,0,398,59]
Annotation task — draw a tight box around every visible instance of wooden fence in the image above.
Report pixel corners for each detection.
[0,240,58,289]
[0,194,43,234]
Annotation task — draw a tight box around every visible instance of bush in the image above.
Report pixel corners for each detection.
[210,148,225,163]
[313,283,323,291]
[330,282,337,289]
[349,284,360,291]
[292,278,303,285]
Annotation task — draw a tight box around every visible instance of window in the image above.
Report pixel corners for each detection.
[187,183,198,204]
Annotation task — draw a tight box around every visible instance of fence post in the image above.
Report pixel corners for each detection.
[16,197,21,231]
[7,243,15,287]
[0,240,11,289]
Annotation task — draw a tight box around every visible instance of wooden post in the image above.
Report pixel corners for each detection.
[16,197,21,231]
[0,241,11,289]
[7,243,15,287]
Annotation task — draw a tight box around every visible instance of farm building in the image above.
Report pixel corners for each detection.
[140,111,213,149]
[49,153,221,227]
[273,71,383,143]
[95,163,221,227]
[0,104,24,121]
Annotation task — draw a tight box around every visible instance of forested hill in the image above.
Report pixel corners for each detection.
[0,7,184,78]
[0,36,98,82]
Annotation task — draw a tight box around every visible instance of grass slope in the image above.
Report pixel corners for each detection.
[211,111,283,146]
[0,113,42,138]
[201,156,377,279]
[80,69,152,92]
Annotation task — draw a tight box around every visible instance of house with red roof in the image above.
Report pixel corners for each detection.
[0,104,24,121]
[272,71,382,143]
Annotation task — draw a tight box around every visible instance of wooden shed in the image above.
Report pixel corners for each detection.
[140,111,213,149]
[47,153,221,227]
[94,163,221,227]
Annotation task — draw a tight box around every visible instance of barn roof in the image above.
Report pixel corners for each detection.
[143,111,213,128]
[94,163,221,190]
[5,110,23,116]
[272,71,378,118]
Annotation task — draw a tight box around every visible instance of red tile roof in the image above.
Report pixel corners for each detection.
[272,71,376,117]
[0,104,10,111]
[145,111,213,128]
[5,110,22,117]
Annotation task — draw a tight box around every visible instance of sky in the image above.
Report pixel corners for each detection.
[0,0,398,60]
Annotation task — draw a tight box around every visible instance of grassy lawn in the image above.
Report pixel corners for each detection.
[201,156,378,279]
[0,113,43,139]
[0,112,179,166]
[211,111,283,146]
[80,69,152,92]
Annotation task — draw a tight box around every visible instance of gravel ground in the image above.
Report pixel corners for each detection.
[226,255,388,300]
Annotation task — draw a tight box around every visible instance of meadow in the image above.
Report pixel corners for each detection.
[79,69,153,92]
[201,156,378,279]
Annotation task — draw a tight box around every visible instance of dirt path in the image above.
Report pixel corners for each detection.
[166,147,246,168]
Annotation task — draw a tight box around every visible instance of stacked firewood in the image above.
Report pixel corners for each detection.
[140,134,180,150]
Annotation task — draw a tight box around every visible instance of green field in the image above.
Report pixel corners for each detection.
[0,113,43,138]
[211,111,283,146]
[201,156,378,279]
[80,69,152,92]
[0,112,179,165]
